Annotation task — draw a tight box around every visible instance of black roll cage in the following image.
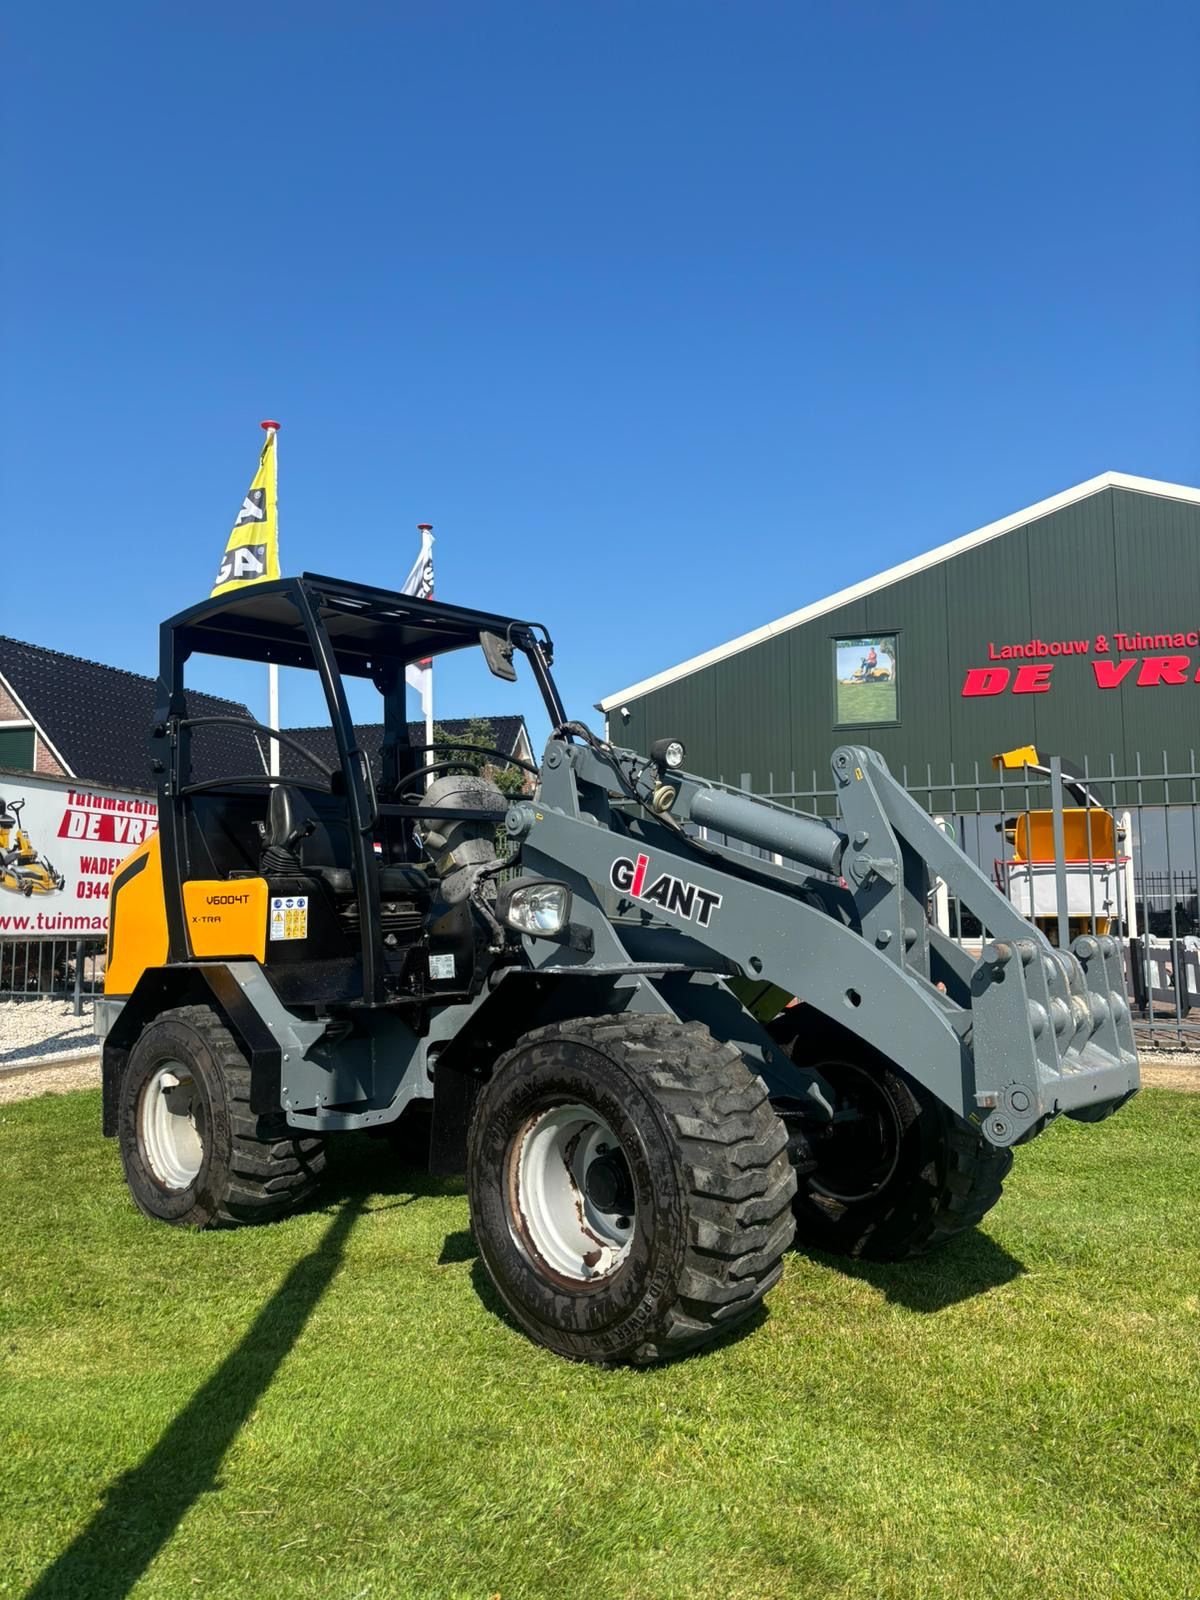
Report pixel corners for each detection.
[152,572,565,1006]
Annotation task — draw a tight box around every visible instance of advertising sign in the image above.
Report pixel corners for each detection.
[961,628,1200,698]
[834,634,899,726]
[0,772,158,939]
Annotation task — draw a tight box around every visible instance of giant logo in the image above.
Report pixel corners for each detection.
[609,853,722,927]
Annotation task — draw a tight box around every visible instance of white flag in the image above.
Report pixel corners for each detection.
[401,525,435,718]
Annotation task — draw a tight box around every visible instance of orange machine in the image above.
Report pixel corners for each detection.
[992,745,1127,942]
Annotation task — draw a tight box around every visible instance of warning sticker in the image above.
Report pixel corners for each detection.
[270,895,309,941]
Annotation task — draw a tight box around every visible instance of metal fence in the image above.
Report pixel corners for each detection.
[713,749,1200,1050]
[0,938,106,1014]
[5,751,1200,1048]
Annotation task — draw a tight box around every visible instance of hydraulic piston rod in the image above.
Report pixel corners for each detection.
[689,787,847,877]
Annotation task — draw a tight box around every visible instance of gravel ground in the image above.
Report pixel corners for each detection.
[0,998,98,1070]
[1140,1056,1200,1092]
[0,1053,100,1104]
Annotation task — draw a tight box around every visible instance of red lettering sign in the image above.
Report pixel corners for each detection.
[962,630,1200,700]
[1012,664,1053,694]
[1136,654,1191,686]
[961,667,1010,697]
[58,810,157,845]
[1092,659,1137,689]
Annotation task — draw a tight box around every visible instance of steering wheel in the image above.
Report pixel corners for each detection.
[393,741,539,801]
[395,759,490,799]
[404,740,539,773]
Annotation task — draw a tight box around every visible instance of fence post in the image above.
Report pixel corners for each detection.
[73,939,84,1017]
[1049,756,1071,950]
[931,816,950,934]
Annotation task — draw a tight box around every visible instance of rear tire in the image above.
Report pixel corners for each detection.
[467,1016,796,1365]
[117,1004,326,1228]
[780,1015,1011,1261]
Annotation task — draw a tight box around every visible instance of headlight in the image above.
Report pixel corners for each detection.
[650,736,686,770]
[496,878,573,937]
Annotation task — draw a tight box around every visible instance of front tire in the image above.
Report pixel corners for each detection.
[780,1015,1012,1261]
[467,1016,796,1365]
[117,1004,326,1228]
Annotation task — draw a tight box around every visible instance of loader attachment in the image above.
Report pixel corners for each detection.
[508,738,1138,1148]
[828,746,1138,1142]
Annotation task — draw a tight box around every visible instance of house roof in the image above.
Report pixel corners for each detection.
[597,471,1200,712]
[0,635,264,794]
[279,715,531,782]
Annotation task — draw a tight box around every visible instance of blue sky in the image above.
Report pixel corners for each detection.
[2,1,1197,746]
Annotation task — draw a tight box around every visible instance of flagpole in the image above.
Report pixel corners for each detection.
[261,420,281,777]
[418,522,434,761]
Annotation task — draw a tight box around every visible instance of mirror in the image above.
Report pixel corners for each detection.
[480,630,518,682]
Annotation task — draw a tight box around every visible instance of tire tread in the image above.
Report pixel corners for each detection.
[154,1005,325,1228]
[482,1015,796,1363]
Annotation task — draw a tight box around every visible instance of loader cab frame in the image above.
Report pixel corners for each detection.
[153,572,563,1008]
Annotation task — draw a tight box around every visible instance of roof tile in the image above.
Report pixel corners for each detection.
[0,635,262,793]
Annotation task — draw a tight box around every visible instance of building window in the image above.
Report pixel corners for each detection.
[833,635,899,726]
[0,723,36,770]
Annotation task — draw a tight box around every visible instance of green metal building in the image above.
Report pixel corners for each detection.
[598,472,1200,805]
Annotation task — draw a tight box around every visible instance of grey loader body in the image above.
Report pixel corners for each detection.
[99,734,1137,1148]
[98,572,1140,1365]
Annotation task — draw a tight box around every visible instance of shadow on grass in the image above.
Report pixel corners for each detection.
[438,1227,479,1265]
[24,1196,364,1600]
[807,1227,1025,1312]
[323,1132,466,1209]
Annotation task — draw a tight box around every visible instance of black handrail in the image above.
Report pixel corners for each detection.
[178,775,332,796]
[375,802,510,822]
[403,741,540,777]
[174,782,503,824]
[177,716,335,778]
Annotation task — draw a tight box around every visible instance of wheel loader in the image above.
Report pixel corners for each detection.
[98,574,1139,1365]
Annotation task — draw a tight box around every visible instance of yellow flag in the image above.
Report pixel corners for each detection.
[211,427,280,596]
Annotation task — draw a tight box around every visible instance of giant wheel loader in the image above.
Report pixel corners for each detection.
[99,575,1139,1365]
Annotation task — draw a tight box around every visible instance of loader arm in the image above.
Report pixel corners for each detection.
[505,738,1138,1148]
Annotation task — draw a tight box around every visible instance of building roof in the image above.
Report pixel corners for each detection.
[279,715,531,782]
[0,635,263,793]
[597,471,1200,712]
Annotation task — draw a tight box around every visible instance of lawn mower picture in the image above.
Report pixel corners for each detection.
[843,644,893,685]
[0,796,65,897]
[844,662,892,684]
[838,639,895,686]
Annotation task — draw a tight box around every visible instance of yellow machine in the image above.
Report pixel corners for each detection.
[0,795,65,897]
[992,746,1126,942]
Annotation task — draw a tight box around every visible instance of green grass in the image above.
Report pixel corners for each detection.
[1,1089,1198,1600]
[835,679,897,726]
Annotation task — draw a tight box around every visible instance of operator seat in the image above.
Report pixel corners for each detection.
[259,784,432,901]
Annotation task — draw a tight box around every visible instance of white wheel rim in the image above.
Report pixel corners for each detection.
[138,1062,204,1189]
[509,1103,636,1283]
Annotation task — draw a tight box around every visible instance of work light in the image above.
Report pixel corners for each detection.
[650,737,686,770]
[496,878,573,937]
